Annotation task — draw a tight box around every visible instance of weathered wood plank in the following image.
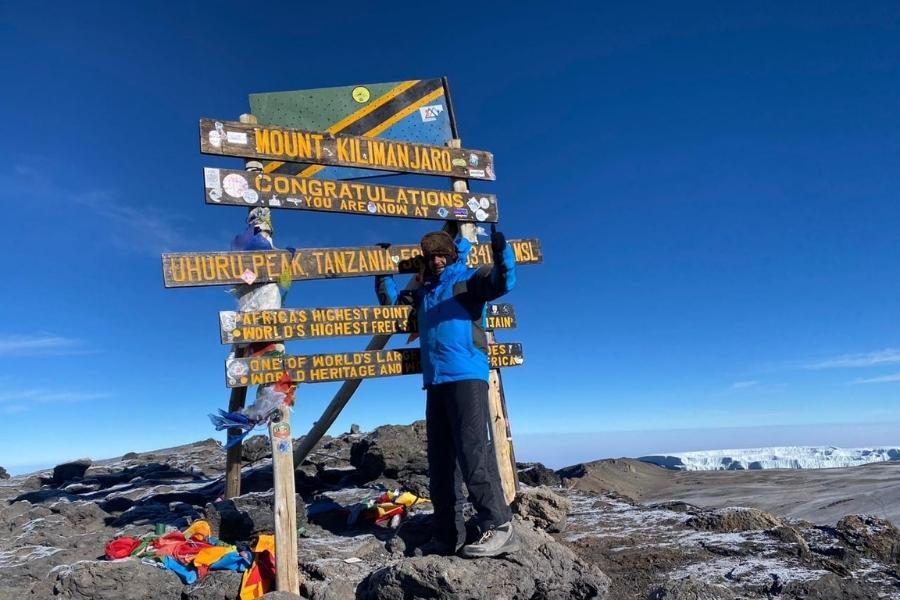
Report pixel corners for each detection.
[225,343,524,388]
[219,303,516,343]
[203,167,499,223]
[161,239,542,288]
[199,118,496,180]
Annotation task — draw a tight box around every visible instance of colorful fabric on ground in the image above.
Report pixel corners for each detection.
[163,555,198,585]
[184,520,211,541]
[239,535,276,600]
[105,536,141,559]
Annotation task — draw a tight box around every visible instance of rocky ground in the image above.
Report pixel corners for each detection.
[1,422,898,599]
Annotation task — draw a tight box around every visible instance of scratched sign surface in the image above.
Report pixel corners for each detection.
[219,303,517,343]
[249,79,452,180]
[199,119,494,180]
[225,343,525,387]
[203,167,499,222]
[161,239,542,288]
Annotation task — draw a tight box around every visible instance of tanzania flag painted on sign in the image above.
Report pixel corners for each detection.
[249,79,452,180]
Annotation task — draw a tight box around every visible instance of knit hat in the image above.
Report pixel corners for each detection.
[420,231,457,261]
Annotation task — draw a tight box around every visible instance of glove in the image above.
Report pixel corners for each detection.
[490,224,506,253]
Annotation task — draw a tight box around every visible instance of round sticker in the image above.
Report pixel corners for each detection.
[208,130,222,147]
[366,201,377,213]
[223,174,249,198]
[243,189,259,204]
[208,188,223,202]
[475,209,488,222]
[479,197,490,209]
[352,86,371,103]
[227,361,248,377]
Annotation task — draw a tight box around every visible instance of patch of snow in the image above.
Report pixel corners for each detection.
[679,556,828,588]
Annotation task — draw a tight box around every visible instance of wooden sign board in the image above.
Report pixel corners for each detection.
[219,303,517,343]
[204,167,499,223]
[162,239,542,288]
[249,78,453,180]
[225,343,524,387]
[199,119,496,181]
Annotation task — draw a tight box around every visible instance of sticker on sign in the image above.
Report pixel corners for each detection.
[419,104,444,122]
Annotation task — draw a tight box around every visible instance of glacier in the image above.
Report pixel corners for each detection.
[638,446,900,471]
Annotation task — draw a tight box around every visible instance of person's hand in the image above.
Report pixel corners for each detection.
[490,224,506,253]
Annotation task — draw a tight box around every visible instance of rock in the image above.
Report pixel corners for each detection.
[52,459,92,486]
[350,421,429,493]
[49,559,184,600]
[63,481,102,494]
[766,525,810,557]
[181,571,243,599]
[836,514,900,563]
[260,593,304,600]
[646,576,733,599]
[242,435,271,463]
[686,507,782,532]
[517,462,561,487]
[49,500,110,531]
[781,573,885,599]
[0,466,9,479]
[350,424,361,434]
[358,517,610,599]
[204,491,308,542]
[512,486,570,532]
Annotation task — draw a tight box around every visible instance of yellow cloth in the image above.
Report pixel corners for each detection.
[193,545,236,567]
[395,491,429,507]
[183,520,211,540]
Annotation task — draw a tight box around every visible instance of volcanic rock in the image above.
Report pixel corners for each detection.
[358,517,610,599]
[204,491,308,541]
[835,514,900,563]
[517,461,561,487]
[52,459,92,486]
[47,559,184,600]
[512,485,570,532]
[241,435,271,463]
[350,421,429,494]
[0,466,9,479]
[647,576,733,599]
[686,507,782,533]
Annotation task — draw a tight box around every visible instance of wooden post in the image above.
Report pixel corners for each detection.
[231,113,299,592]
[269,409,300,593]
[450,139,519,504]
[224,113,264,500]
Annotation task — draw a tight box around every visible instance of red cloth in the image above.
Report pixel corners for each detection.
[105,537,141,560]
[151,531,186,557]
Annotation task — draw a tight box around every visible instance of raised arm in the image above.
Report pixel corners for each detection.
[467,226,517,302]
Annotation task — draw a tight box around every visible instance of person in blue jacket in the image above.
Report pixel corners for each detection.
[375,226,520,558]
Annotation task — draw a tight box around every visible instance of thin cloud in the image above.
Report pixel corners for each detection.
[0,334,88,357]
[730,380,759,390]
[852,373,900,385]
[74,190,209,254]
[0,388,112,414]
[3,164,214,255]
[803,349,900,370]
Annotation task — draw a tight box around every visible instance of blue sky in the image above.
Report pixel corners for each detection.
[3,2,900,474]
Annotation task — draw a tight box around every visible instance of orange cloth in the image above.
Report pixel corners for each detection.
[239,535,276,600]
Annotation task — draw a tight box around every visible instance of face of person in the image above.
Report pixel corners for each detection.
[429,254,449,275]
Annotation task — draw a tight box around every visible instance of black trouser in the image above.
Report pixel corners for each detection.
[425,379,512,547]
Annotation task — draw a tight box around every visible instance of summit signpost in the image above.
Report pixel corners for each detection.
[162,78,542,594]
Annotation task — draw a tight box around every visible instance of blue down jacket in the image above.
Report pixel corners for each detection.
[375,237,517,386]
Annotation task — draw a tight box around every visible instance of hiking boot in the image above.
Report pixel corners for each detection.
[414,537,463,557]
[460,522,520,558]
